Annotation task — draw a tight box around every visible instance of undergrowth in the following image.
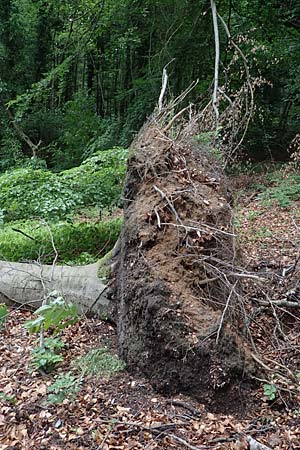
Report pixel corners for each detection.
[72,348,126,379]
[0,217,122,264]
[258,173,300,208]
[0,147,127,222]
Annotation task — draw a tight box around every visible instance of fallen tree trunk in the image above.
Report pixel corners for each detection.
[111,119,256,405]
[0,261,109,317]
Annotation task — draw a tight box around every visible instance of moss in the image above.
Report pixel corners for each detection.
[97,249,113,282]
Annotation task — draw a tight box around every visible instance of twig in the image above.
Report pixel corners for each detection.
[154,207,161,228]
[162,105,191,133]
[154,186,183,225]
[86,283,110,315]
[165,399,201,417]
[211,0,220,125]
[216,281,237,344]
[217,12,254,157]
[11,228,37,241]
[255,299,300,308]
[168,434,207,450]
[97,424,114,450]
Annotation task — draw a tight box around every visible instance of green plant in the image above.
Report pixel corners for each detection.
[0,392,16,405]
[30,336,65,373]
[263,383,277,401]
[72,348,125,379]
[0,217,122,264]
[47,372,82,404]
[24,297,78,335]
[258,174,300,208]
[0,147,127,223]
[0,304,8,328]
[30,345,64,373]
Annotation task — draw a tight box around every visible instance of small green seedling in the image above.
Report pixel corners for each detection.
[30,337,65,373]
[23,296,78,335]
[0,392,16,405]
[72,347,125,379]
[263,383,277,401]
[47,372,82,404]
[0,304,8,328]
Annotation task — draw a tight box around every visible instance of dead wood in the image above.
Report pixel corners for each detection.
[111,116,256,405]
[0,260,109,316]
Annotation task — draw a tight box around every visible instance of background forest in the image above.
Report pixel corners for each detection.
[1,0,300,265]
[1,0,300,171]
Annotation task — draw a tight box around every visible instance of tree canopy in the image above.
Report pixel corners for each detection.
[0,0,299,171]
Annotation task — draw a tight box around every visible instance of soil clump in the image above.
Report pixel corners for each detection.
[112,121,255,404]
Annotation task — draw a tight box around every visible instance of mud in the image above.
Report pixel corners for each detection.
[112,122,255,406]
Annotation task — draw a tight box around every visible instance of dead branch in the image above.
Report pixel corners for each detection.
[153,185,183,225]
[211,0,220,125]
[255,298,300,308]
[6,107,42,158]
[11,228,37,241]
[162,105,191,133]
[158,67,168,112]
[247,436,272,450]
[217,12,254,158]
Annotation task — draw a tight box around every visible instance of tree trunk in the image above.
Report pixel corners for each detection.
[0,261,109,317]
[111,120,255,404]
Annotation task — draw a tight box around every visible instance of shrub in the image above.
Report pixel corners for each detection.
[0,217,122,264]
[0,148,127,222]
[0,167,80,221]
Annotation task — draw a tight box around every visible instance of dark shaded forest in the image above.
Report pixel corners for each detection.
[1,0,300,173]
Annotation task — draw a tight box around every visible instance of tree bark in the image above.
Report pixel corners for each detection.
[0,261,109,317]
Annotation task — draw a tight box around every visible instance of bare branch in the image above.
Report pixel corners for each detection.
[211,0,220,126]
[158,68,168,112]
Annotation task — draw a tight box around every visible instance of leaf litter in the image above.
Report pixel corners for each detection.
[1,175,300,449]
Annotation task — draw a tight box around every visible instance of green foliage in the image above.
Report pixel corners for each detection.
[0,123,24,172]
[0,217,122,264]
[1,0,300,167]
[0,392,16,405]
[25,298,77,373]
[0,148,127,222]
[263,383,277,401]
[61,147,127,212]
[30,337,65,373]
[24,297,78,335]
[30,345,64,373]
[72,348,125,379]
[47,372,82,404]
[0,304,8,328]
[0,167,80,221]
[258,174,300,207]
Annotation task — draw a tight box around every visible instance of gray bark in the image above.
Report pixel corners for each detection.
[0,261,109,317]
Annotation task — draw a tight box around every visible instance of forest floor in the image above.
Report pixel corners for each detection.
[1,170,300,449]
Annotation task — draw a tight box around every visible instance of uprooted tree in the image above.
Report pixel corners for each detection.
[109,109,258,403]
[0,1,260,401]
[0,113,257,403]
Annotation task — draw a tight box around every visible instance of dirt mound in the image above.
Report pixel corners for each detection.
[112,122,255,406]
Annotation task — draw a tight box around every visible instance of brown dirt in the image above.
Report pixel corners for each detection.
[112,123,256,407]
